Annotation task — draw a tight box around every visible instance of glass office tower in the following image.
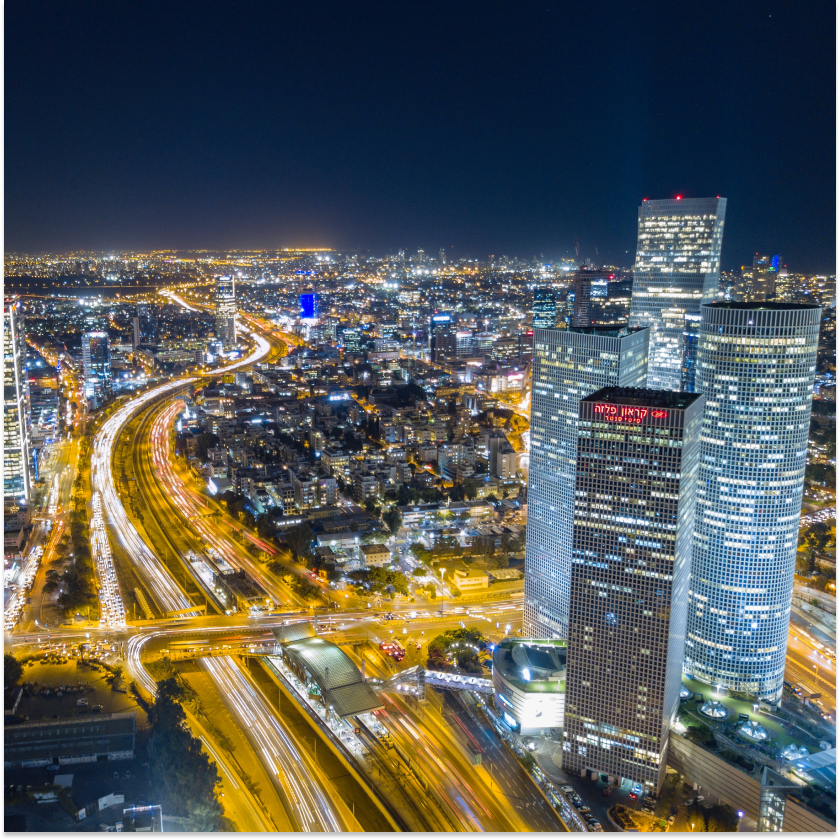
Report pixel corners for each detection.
[629,197,727,391]
[215,275,237,349]
[4,299,31,504]
[563,387,704,793]
[524,326,649,639]
[685,303,821,702]
[81,331,112,402]
[533,288,557,328]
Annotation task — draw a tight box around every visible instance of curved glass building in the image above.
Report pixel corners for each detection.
[629,197,727,391]
[685,302,821,701]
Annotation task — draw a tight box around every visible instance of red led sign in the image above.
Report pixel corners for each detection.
[593,404,669,423]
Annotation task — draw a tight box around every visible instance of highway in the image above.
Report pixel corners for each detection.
[89,329,272,618]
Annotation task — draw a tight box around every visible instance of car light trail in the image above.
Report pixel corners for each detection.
[90,333,271,616]
[201,656,343,832]
[149,400,285,605]
[90,492,127,628]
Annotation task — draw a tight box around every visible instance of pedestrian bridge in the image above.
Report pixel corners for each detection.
[379,665,494,695]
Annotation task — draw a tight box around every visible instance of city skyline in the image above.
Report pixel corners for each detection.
[5,3,836,271]
[3,1,835,833]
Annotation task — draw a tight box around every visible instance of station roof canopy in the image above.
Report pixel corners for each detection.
[272,624,383,718]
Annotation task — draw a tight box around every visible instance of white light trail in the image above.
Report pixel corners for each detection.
[90,492,127,628]
[202,656,343,832]
[90,332,270,616]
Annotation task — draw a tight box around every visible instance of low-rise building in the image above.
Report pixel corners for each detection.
[450,568,489,591]
[360,543,392,567]
[4,712,137,768]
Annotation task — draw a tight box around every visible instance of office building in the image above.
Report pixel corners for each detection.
[493,639,567,734]
[524,326,649,640]
[81,331,111,402]
[300,290,318,320]
[342,329,362,353]
[430,314,456,361]
[4,299,31,504]
[533,288,557,328]
[679,312,701,393]
[685,302,821,702]
[562,387,705,792]
[629,197,727,390]
[736,254,782,302]
[215,275,237,349]
[570,268,611,328]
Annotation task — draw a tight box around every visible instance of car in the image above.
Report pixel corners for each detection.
[91,705,103,714]
[578,806,591,815]
[603,785,614,797]
[628,792,637,800]
[526,742,538,751]
[668,816,676,825]
[76,698,88,707]
[641,807,654,816]
[560,785,575,795]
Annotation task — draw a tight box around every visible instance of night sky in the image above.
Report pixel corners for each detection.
[5,1,835,270]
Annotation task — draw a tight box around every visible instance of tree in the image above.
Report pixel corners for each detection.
[194,432,219,463]
[450,483,465,502]
[4,653,23,688]
[148,678,222,830]
[285,522,314,562]
[383,506,402,534]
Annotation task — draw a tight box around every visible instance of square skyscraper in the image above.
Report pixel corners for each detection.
[524,326,649,640]
[629,197,726,391]
[562,387,704,793]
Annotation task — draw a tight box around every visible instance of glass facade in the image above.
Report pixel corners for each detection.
[524,326,649,639]
[533,288,557,329]
[4,299,31,504]
[81,331,112,401]
[629,197,727,391]
[680,312,701,393]
[562,388,704,792]
[215,275,237,348]
[685,303,821,701]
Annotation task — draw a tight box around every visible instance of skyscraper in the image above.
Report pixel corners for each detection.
[685,302,821,702]
[4,299,31,504]
[570,267,611,328]
[524,326,649,639]
[300,290,318,320]
[679,312,701,393]
[563,387,704,792]
[629,197,727,391]
[737,254,781,302]
[215,275,237,349]
[532,288,557,328]
[81,331,111,403]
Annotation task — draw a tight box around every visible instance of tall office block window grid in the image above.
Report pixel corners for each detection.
[629,197,727,391]
[685,303,821,701]
[562,388,704,792]
[524,326,649,640]
[215,275,237,349]
[533,288,557,329]
[4,299,31,504]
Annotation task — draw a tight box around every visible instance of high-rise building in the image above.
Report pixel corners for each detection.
[81,331,111,402]
[4,299,31,504]
[736,254,781,302]
[570,268,611,328]
[439,248,446,265]
[300,290,318,320]
[685,302,821,702]
[679,313,701,393]
[629,197,727,391]
[562,387,705,792]
[430,314,456,361]
[533,288,557,329]
[215,275,237,349]
[524,326,649,640]
[342,329,362,353]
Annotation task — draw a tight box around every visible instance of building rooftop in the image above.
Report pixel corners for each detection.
[583,386,703,410]
[704,301,822,312]
[271,624,383,717]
